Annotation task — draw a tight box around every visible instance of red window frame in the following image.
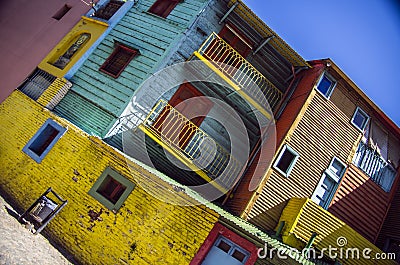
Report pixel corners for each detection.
[97,175,127,204]
[190,223,258,265]
[100,43,138,78]
[148,0,181,18]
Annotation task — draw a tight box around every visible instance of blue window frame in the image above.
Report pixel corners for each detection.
[22,119,66,163]
[311,157,346,209]
[316,72,336,98]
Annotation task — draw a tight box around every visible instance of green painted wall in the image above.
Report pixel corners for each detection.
[55,0,209,137]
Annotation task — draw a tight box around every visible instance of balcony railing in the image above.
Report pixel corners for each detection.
[139,99,242,190]
[196,33,283,111]
[353,141,396,192]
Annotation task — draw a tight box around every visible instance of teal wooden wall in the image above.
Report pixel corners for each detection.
[54,0,209,137]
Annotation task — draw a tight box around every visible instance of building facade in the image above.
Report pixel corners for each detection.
[0,0,399,264]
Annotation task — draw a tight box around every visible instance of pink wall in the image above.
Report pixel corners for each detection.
[0,0,95,102]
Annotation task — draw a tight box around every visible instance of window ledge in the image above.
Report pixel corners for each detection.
[82,16,109,27]
[142,10,167,20]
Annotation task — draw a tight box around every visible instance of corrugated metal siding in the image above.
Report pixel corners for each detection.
[376,181,400,248]
[225,64,324,217]
[54,91,117,136]
[55,0,208,137]
[329,164,392,243]
[275,64,324,146]
[247,82,361,231]
[279,198,396,265]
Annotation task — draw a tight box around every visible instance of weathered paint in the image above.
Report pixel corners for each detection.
[36,77,72,109]
[38,17,108,78]
[0,91,219,265]
[190,223,258,265]
[0,90,312,265]
[278,198,396,265]
[54,0,209,137]
[65,0,135,79]
[227,0,309,68]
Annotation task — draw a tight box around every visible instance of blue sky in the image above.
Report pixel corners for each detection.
[243,0,400,127]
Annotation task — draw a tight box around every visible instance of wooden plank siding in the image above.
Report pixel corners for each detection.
[328,164,391,243]
[54,0,209,137]
[225,63,325,216]
[245,70,362,231]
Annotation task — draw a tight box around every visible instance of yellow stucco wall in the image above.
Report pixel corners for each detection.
[38,16,108,77]
[0,91,219,265]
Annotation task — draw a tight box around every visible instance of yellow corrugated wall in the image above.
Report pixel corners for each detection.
[278,198,396,265]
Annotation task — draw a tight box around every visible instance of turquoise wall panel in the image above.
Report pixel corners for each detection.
[55,0,209,136]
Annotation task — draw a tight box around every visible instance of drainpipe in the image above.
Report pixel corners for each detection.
[274,221,285,238]
[274,65,308,119]
[303,232,318,255]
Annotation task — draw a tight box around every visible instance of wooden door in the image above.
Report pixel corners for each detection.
[154,83,213,148]
[205,24,253,76]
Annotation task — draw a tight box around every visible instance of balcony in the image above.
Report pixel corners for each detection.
[192,33,283,118]
[353,141,396,192]
[137,99,243,192]
[277,198,393,264]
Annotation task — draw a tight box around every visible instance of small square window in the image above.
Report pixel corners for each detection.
[328,157,346,179]
[217,240,231,253]
[52,4,71,20]
[99,43,138,78]
[93,0,124,20]
[148,0,181,18]
[210,237,249,264]
[273,144,299,177]
[22,119,66,163]
[316,73,336,98]
[89,167,135,211]
[351,107,369,131]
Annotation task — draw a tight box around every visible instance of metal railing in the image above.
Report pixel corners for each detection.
[197,32,283,111]
[353,141,396,192]
[18,69,56,100]
[141,99,242,188]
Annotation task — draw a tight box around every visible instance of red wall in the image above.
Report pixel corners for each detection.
[190,223,258,265]
[0,0,94,102]
[226,62,325,216]
[329,164,395,243]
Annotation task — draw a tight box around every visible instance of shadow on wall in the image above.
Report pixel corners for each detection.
[246,200,289,232]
